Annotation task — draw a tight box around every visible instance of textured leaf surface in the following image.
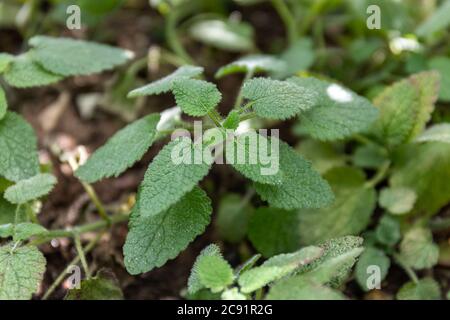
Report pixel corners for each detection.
[3,54,63,88]
[370,71,440,147]
[298,167,376,245]
[137,138,211,218]
[195,255,234,293]
[390,142,450,215]
[222,110,240,130]
[0,112,40,182]
[429,57,450,101]
[30,36,132,76]
[65,270,123,300]
[266,279,345,300]
[0,244,46,300]
[355,247,390,291]
[172,79,222,117]
[188,244,223,294]
[238,246,323,293]
[124,187,212,274]
[416,123,450,144]
[254,140,333,210]
[76,114,160,183]
[248,207,300,258]
[0,53,14,73]
[379,187,416,215]
[375,215,401,246]
[0,223,48,241]
[397,278,441,300]
[0,85,6,120]
[4,174,56,204]
[128,66,203,97]
[0,197,16,225]
[399,227,439,270]
[215,55,286,78]
[289,77,378,140]
[242,78,318,120]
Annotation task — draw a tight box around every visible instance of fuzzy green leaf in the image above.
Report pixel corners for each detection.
[4,174,56,204]
[379,187,416,215]
[124,187,212,274]
[3,54,64,88]
[416,123,450,144]
[397,278,441,300]
[29,36,132,76]
[65,270,123,300]
[355,247,390,292]
[254,140,333,210]
[399,227,439,270]
[248,207,300,258]
[351,144,388,169]
[0,85,6,120]
[289,77,378,141]
[128,65,203,97]
[0,53,14,73]
[242,78,318,120]
[188,244,223,294]
[429,56,450,101]
[137,138,211,218]
[222,110,240,130]
[215,55,286,78]
[375,215,401,246]
[238,246,323,293]
[0,196,16,225]
[0,223,48,241]
[0,244,46,300]
[0,112,40,182]
[298,167,376,245]
[370,71,440,147]
[266,279,345,300]
[76,114,160,183]
[172,79,222,117]
[195,254,234,293]
[273,38,315,78]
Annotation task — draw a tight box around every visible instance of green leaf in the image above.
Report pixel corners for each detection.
[288,77,379,141]
[369,71,440,147]
[221,288,247,300]
[3,54,64,88]
[254,140,334,210]
[298,167,376,245]
[379,187,417,215]
[429,56,450,101]
[123,187,212,274]
[222,110,240,130]
[0,223,48,241]
[188,244,223,294]
[0,85,6,120]
[416,0,450,37]
[127,65,203,98]
[0,196,15,225]
[65,270,124,300]
[397,278,441,300]
[399,227,439,270]
[29,36,132,76]
[75,114,160,183]
[266,279,345,300]
[0,243,46,300]
[136,138,212,218]
[0,53,14,73]
[355,247,390,292]
[273,38,315,78]
[0,112,40,182]
[195,254,234,293]
[4,174,56,204]
[215,55,286,78]
[351,144,388,169]
[416,123,450,144]
[172,79,222,117]
[375,215,401,246]
[242,78,318,120]
[215,193,253,244]
[390,142,450,215]
[227,134,284,185]
[188,19,254,52]
[297,139,346,174]
[248,207,300,258]
[238,246,323,293]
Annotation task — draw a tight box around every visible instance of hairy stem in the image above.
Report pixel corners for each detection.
[234,70,255,109]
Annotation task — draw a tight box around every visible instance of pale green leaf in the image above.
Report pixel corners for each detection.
[222,110,240,130]
[379,187,417,215]
[221,288,247,300]
[351,144,388,169]
[355,247,390,292]
[75,114,160,183]
[238,246,323,293]
[242,78,318,120]
[29,36,132,76]
[0,112,40,182]
[0,85,6,120]
[0,53,14,73]
[297,139,346,174]
[248,207,300,258]
[416,0,450,37]
[123,187,212,274]
[298,167,376,245]
[188,244,222,294]
[289,77,378,141]
[375,215,401,246]
[4,174,57,204]
[429,56,450,101]
[196,255,234,293]
[0,223,48,241]
[266,279,345,300]
[215,54,286,78]
[273,38,315,78]
[0,244,46,300]
[128,65,203,98]
[416,123,450,144]
[137,138,212,218]
[397,278,441,300]
[3,54,63,88]
[65,270,123,300]
[172,79,222,117]
[0,196,15,225]
[254,140,334,210]
[399,227,439,270]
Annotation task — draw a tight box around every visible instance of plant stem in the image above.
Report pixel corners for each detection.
[81,182,110,224]
[239,111,257,122]
[271,0,297,46]
[234,70,254,109]
[394,254,419,284]
[74,233,91,279]
[207,110,223,128]
[165,8,195,65]
[365,161,391,188]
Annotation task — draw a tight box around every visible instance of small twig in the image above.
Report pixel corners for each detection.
[81,182,111,225]
[74,233,91,279]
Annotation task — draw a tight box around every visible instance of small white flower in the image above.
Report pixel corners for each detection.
[326,84,353,103]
